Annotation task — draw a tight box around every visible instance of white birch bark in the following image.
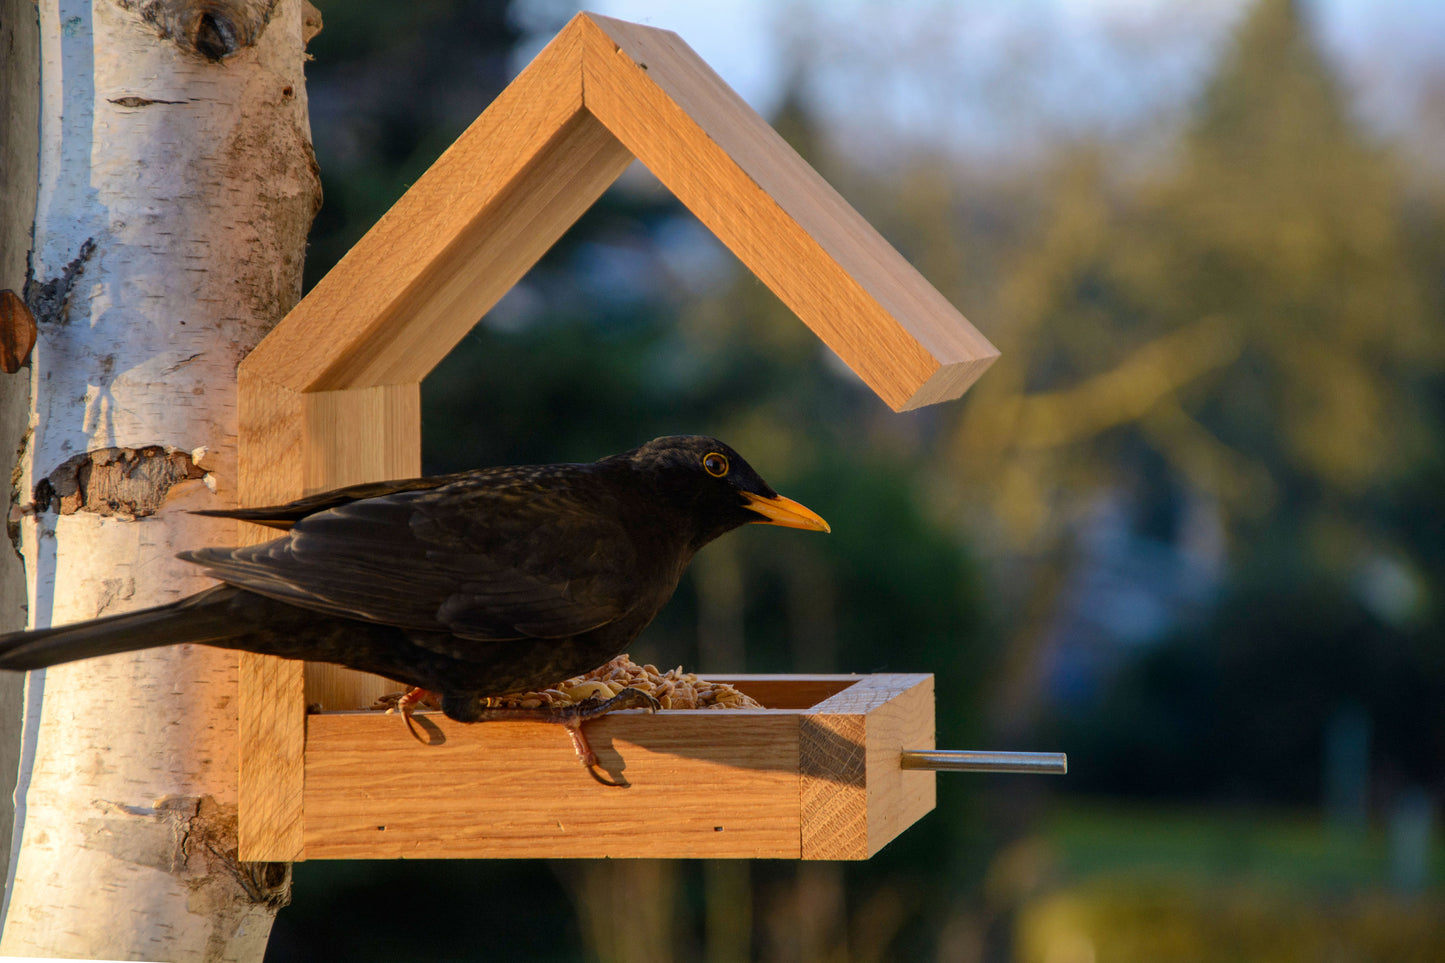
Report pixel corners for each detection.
[1,1,321,958]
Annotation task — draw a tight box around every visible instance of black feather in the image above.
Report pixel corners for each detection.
[0,436,827,721]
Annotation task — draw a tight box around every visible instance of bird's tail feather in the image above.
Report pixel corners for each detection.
[0,585,239,671]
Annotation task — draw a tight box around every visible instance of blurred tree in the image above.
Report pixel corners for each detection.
[924,0,1445,817]
[1080,0,1445,807]
[303,0,527,285]
[938,0,1443,746]
[1138,0,1438,516]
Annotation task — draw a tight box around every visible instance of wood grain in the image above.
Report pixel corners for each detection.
[304,709,804,859]
[800,712,868,859]
[801,674,935,859]
[237,374,307,861]
[303,385,421,491]
[858,675,935,857]
[236,374,304,507]
[237,651,306,861]
[302,385,421,713]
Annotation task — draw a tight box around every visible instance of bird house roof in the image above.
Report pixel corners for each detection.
[243,11,997,414]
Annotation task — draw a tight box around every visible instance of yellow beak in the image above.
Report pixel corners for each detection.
[741,492,831,533]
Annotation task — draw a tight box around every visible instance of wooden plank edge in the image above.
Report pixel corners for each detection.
[863,674,935,857]
[806,672,932,715]
[238,652,306,861]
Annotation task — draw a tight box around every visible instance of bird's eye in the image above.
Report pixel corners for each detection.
[703,452,729,477]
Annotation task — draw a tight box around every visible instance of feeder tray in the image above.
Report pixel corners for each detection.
[235,12,1002,862]
[301,674,930,860]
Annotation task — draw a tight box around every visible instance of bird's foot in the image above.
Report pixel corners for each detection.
[567,686,663,720]
[378,687,442,744]
[454,687,661,785]
[560,688,661,786]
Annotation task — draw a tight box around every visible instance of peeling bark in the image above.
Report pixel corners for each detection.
[0,291,37,373]
[35,445,208,517]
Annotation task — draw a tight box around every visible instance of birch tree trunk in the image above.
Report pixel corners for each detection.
[1,1,321,958]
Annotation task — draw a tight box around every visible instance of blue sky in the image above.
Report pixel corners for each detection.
[517,1,1445,164]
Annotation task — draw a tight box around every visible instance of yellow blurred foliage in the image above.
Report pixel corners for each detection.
[1017,881,1445,963]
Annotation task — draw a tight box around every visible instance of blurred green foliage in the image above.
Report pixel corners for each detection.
[269,0,1444,960]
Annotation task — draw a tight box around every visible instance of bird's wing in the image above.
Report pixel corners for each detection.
[190,474,467,530]
[179,470,638,644]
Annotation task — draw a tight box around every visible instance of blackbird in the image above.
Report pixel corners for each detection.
[0,436,827,770]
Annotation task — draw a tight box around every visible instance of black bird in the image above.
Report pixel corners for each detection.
[0,436,828,752]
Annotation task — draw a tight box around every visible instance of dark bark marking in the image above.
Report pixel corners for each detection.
[8,427,30,551]
[116,0,280,62]
[23,238,96,328]
[108,96,189,107]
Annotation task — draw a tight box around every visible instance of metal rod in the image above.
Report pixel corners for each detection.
[900,749,1068,775]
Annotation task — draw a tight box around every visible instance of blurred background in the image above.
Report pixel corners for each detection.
[263,1,1445,960]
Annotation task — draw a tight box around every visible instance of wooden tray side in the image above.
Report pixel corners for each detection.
[302,709,807,859]
[801,674,935,859]
[799,712,868,859]
[861,675,935,857]
[261,674,935,861]
[706,674,862,709]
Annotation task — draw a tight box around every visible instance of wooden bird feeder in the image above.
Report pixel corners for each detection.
[236,12,1000,862]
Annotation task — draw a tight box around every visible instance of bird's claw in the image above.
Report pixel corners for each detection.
[383,687,444,745]
[579,686,662,717]
[559,686,659,786]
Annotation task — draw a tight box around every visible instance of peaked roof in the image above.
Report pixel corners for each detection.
[244,12,996,412]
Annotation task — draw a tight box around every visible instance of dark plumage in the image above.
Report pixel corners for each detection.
[0,436,828,725]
